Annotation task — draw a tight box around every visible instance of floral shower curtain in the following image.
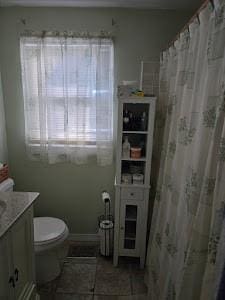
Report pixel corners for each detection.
[146,0,225,299]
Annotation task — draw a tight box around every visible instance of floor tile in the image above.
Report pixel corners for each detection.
[94,263,132,296]
[94,296,119,300]
[118,257,140,265]
[38,241,148,299]
[37,277,58,294]
[68,243,99,257]
[97,255,114,267]
[38,293,54,300]
[37,281,54,294]
[124,295,147,300]
[130,295,148,300]
[97,256,130,273]
[55,293,93,300]
[65,257,97,264]
[94,295,147,300]
[56,262,96,294]
[130,269,147,295]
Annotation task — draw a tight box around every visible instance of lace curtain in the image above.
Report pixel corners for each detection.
[20,35,114,165]
[146,0,225,299]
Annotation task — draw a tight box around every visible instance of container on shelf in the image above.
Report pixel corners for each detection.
[122,173,132,184]
[118,84,136,98]
[132,173,144,184]
[139,140,146,157]
[123,109,130,130]
[130,163,143,174]
[130,112,138,131]
[130,147,142,159]
[141,112,148,131]
[122,136,131,158]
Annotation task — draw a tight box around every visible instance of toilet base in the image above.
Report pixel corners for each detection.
[35,244,68,284]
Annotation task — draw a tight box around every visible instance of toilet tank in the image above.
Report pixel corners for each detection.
[0,178,14,192]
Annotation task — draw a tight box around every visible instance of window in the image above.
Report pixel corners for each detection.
[20,35,114,165]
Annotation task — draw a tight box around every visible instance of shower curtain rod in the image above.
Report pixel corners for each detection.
[165,0,214,50]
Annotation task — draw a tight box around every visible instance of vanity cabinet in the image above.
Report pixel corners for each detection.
[114,96,156,268]
[0,207,37,300]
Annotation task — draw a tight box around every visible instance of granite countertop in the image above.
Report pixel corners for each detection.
[0,192,39,238]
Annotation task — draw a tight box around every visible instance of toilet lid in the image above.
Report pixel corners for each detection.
[34,217,67,244]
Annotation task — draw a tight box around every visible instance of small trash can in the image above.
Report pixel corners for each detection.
[98,215,114,256]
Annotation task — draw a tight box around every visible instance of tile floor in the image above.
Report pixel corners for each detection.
[37,242,148,300]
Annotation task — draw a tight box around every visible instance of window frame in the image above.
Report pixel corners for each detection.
[20,36,114,148]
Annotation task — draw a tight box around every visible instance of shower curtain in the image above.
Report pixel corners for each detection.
[146,0,225,299]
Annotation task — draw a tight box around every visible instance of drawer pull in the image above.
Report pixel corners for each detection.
[9,276,15,288]
[121,187,144,200]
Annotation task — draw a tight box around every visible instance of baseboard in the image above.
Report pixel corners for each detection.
[68,233,100,242]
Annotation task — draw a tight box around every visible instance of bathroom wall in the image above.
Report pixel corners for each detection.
[0,71,8,163]
[0,7,192,235]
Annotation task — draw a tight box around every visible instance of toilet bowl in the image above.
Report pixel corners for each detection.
[0,178,69,284]
[34,217,69,283]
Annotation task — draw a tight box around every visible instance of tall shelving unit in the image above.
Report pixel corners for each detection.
[114,96,156,268]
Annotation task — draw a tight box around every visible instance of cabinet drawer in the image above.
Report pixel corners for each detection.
[121,187,144,200]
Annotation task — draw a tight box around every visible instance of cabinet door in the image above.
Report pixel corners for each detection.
[10,208,35,300]
[119,199,144,256]
[0,235,15,300]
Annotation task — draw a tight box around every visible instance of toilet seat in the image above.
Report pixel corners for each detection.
[34,217,69,252]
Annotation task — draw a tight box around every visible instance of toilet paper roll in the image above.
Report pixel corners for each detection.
[99,220,113,229]
[102,191,110,203]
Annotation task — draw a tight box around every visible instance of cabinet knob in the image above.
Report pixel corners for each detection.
[9,276,15,288]
[15,268,19,282]
[130,193,134,196]
[120,226,124,230]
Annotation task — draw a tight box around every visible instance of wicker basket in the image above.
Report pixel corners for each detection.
[0,164,9,183]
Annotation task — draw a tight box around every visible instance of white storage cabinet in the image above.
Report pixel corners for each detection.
[114,96,156,268]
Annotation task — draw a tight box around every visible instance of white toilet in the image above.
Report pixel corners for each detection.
[0,178,69,284]
[34,216,69,283]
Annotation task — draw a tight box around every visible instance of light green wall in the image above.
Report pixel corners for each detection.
[0,7,191,234]
[0,71,8,163]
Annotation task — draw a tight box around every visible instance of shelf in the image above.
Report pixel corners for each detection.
[125,220,136,240]
[116,182,150,188]
[124,230,136,239]
[119,96,156,104]
[125,217,137,222]
[122,157,146,162]
[121,183,145,187]
[124,236,136,240]
[123,131,148,134]
[124,239,136,249]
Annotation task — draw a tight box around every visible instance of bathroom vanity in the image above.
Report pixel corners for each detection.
[0,192,39,300]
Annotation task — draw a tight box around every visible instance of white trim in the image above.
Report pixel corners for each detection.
[68,233,100,242]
